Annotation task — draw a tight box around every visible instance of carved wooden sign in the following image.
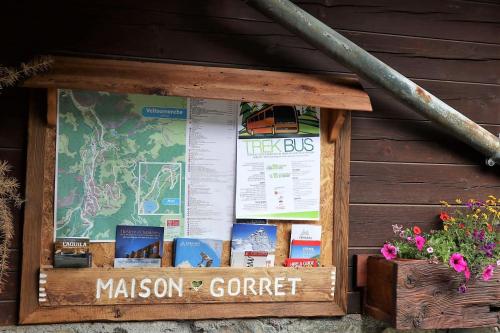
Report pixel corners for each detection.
[39,267,336,306]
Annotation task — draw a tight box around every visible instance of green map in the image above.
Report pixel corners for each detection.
[55,90,187,241]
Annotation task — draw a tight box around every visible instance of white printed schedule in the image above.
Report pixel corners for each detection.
[235,104,320,220]
[185,98,239,240]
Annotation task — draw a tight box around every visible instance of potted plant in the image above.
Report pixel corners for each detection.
[365,196,499,330]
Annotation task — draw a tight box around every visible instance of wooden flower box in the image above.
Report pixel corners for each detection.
[364,256,499,330]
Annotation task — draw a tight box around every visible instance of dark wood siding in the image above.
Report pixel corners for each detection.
[0,0,498,323]
[0,89,28,325]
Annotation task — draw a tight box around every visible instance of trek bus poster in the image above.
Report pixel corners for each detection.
[235,103,320,220]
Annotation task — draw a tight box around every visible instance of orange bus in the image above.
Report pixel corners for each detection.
[246,105,299,135]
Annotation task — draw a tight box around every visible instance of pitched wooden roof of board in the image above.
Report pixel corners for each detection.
[23,56,372,112]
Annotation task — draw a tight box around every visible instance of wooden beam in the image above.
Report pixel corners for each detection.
[22,301,346,324]
[19,91,46,324]
[46,88,57,128]
[23,56,372,112]
[332,113,351,314]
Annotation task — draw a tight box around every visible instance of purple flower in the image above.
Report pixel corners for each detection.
[458,284,467,293]
[381,243,398,260]
[472,229,485,242]
[481,242,496,258]
[467,200,484,209]
[449,253,467,273]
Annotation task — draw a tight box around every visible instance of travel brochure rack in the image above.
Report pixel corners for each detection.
[19,56,372,324]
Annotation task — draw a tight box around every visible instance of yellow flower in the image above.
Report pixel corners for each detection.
[472,214,479,219]
[488,195,497,201]
[486,199,496,206]
[482,213,488,220]
[475,208,481,214]
[440,200,450,207]
[449,217,456,223]
[455,198,462,204]
[444,225,449,231]
[487,207,498,214]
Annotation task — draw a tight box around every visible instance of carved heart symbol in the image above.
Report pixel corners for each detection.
[191,280,203,291]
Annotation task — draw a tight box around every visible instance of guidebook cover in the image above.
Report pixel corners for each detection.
[173,238,223,267]
[289,224,321,260]
[114,225,164,268]
[230,223,277,267]
[54,237,92,268]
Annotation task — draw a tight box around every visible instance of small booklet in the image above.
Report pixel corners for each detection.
[173,238,223,267]
[289,224,321,264]
[114,225,164,268]
[54,237,92,268]
[230,223,277,267]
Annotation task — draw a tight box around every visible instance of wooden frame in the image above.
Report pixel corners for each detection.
[19,56,370,324]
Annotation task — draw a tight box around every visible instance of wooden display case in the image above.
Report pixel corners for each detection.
[19,56,372,324]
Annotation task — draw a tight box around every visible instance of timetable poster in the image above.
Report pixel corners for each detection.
[235,103,320,220]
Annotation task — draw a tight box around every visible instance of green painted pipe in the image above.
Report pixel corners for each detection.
[244,0,500,166]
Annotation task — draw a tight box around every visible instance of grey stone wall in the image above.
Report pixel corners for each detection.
[0,316,496,333]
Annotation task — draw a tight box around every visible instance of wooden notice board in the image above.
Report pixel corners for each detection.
[19,56,371,324]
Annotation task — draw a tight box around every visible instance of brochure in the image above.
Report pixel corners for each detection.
[289,224,321,261]
[173,238,223,267]
[230,223,277,267]
[114,225,163,268]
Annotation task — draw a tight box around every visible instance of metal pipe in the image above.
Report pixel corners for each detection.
[244,0,500,166]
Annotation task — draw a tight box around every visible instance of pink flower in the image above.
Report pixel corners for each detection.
[415,236,426,251]
[449,253,467,273]
[464,266,471,281]
[482,265,494,281]
[381,243,398,260]
[497,259,500,267]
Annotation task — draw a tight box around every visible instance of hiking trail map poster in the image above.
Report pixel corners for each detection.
[55,90,237,241]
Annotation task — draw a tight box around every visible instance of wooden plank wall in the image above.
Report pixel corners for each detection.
[0,90,29,324]
[0,0,499,324]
